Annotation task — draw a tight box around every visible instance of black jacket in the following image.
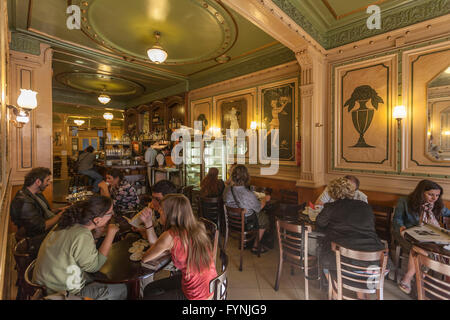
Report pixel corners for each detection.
[316,198,385,270]
[10,187,53,239]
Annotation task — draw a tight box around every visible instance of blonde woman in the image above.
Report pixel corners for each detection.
[316,177,387,299]
[140,194,217,300]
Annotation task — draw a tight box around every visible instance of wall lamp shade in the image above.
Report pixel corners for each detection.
[147,32,167,64]
[393,105,407,120]
[74,119,85,126]
[17,89,38,110]
[103,112,114,120]
[250,121,257,130]
[98,94,111,105]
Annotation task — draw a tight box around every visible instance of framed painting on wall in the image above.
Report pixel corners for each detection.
[259,80,297,162]
[218,97,247,134]
[190,98,212,132]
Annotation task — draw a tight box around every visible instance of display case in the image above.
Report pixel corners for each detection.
[183,139,202,187]
[183,137,229,187]
[204,139,227,180]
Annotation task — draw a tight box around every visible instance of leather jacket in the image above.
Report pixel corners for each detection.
[10,187,53,239]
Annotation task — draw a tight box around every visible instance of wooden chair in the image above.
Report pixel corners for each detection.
[280,189,298,204]
[199,217,219,265]
[370,204,394,244]
[224,206,260,271]
[411,246,450,300]
[24,260,47,300]
[442,217,450,230]
[198,197,223,232]
[13,238,35,300]
[209,250,229,300]
[328,242,389,300]
[275,219,317,299]
[181,185,194,204]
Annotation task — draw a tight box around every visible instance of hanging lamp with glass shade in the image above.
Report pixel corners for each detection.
[103,112,114,121]
[74,119,85,126]
[147,31,168,64]
[98,85,111,105]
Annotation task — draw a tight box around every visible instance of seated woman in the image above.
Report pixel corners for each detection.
[99,168,139,214]
[316,177,387,299]
[315,175,367,206]
[32,196,127,300]
[200,167,225,198]
[224,164,271,254]
[393,179,450,294]
[140,194,217,300]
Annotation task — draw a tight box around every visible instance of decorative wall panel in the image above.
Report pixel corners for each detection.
[333,55,397,172]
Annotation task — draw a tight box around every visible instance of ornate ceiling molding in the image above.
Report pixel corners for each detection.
[76,0,239,66]
[272,0,450,50]
[55,72,145,96]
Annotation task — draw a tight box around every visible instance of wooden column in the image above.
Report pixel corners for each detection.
[295,46,326,188]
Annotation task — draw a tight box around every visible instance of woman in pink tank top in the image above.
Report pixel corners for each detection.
[141,194,217,300]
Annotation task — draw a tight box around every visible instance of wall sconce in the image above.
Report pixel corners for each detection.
[250,121,257,130]
[74,119,85,126]
[393,105,407,128]
[7,89,38,128]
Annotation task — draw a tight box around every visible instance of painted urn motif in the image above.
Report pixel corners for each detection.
[344,85,384,148]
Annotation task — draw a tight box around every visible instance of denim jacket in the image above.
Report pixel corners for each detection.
[393,197,450,232]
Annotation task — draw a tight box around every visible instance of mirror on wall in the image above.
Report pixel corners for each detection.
[426,65,450,161]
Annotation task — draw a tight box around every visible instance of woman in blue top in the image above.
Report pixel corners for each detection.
[393,179,450,294]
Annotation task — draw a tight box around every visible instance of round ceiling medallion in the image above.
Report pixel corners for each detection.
[77,0,238,65]
[56,72,145,96]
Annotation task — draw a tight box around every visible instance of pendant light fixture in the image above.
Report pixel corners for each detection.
[103,112,114,121]
[147,31,168,64]
[98,85,111,105]
[74,119,85,126]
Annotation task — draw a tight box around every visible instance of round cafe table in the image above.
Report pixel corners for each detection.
[89,233,171,300]
[404,232,450,257]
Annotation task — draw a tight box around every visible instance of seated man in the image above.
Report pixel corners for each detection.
[10,167,65,254]
[315,175,368,206]
[77,146,103,193]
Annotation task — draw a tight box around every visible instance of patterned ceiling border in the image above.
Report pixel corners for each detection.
[322,0,389,20]
[272,0,450,50]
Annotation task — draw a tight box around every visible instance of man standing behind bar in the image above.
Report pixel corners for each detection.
[144,142,157,187]
[10,167,65,247]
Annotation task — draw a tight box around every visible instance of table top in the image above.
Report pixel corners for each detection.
[404,232,450,256]
[90,234,171,284]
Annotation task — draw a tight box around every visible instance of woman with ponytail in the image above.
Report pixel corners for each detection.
[140,194,217,300]
[32,195,127,299]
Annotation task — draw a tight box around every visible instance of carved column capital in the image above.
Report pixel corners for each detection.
[295,49,313,70]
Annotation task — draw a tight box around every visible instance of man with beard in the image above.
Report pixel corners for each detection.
[10,167,66,251]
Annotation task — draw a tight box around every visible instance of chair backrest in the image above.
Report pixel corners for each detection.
[442,217,450,230]
[199,218,219,265]
[370,204,394,242]
[13,238,34,274]
[224,206,246,234]
[280,189,298,204]
[276,219,311,266]
[209,250,229,300]
[198,197,223,223]
[412,246,450,300]
[331,242,388,300]
[182,185,194,203]
[24,259,47,300]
